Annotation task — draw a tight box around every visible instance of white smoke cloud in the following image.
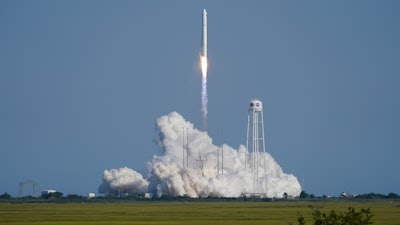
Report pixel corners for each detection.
[98,167,148,195]
[99,112,301,198]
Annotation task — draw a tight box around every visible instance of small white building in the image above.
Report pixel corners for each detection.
[88,193,96,198]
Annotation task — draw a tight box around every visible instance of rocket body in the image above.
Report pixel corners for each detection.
[201,9,207,58]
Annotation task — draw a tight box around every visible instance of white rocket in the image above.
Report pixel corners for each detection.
[201,9,207,58]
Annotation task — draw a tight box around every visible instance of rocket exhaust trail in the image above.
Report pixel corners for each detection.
[201,57,208,129]
[201,9,208,129]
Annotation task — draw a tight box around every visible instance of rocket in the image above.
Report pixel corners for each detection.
[201,9,207,58]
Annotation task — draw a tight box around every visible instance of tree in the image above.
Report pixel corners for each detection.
[295,206,373,225]
[43,191,63,199]
[66,194,82,199]
[300,191,310,199]
[51,192,63,198]
[387,192,399,199]
[0,193,11,199]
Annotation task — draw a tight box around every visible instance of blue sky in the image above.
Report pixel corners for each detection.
[1,0,399,197]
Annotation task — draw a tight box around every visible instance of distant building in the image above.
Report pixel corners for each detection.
[340,192,357,198]
[88,193,95,198]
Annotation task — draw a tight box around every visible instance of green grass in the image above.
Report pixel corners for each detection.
[0,201,399,225]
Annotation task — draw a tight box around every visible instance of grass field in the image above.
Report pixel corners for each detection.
[0,200,399,225]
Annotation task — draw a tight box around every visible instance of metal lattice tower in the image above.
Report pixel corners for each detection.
[246,99,266,194]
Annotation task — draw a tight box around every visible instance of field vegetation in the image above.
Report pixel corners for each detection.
[0,200,399,225]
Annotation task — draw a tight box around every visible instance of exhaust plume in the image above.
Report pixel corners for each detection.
[99,112,301,198]
[201,56,208,129]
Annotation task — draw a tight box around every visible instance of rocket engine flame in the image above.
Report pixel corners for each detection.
[201,56,208,78]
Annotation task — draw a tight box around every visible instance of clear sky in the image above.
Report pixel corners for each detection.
[1,0,399,197]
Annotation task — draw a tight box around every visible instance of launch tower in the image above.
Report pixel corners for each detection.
[246,99,267,194]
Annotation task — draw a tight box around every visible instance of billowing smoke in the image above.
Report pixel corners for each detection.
[99,112,301,198]
[98,167,149,196]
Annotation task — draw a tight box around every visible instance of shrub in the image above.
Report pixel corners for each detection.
[295,206,373,225]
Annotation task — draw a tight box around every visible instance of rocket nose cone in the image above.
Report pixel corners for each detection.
[203,9,207,15]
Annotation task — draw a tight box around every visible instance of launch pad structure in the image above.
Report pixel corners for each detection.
[19,180,39,197]
[246,99,267,195]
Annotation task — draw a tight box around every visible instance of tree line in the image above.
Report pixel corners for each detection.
[1,191,399,201]
[299,191,400,199]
